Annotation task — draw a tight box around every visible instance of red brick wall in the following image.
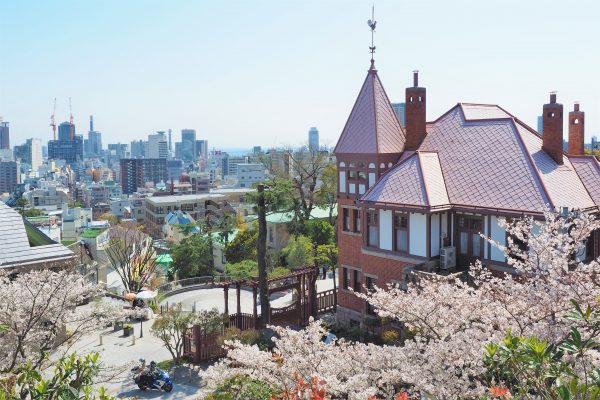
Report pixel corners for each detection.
[568,105,585,156]
[542,94,564,164]
[337,198,414,319]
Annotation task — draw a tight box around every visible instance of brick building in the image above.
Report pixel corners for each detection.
[334,63,600,327]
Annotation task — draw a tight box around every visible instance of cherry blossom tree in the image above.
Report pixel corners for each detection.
[0,267,118,373]
[205,211,600,399]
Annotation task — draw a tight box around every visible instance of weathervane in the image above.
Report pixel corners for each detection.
[367,4,377,68]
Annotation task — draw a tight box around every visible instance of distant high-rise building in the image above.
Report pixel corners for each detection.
[108,143,128,159]
[168,129,173,155]
[308,127,319,151]
[130,140,146,158]
[167,159,183,180]
[227,156,247,177]
[15,139,42,172]
[48,121,83,164]
[592,136,599,152]
[181,129,197,161]
[253,146,262,154]
[86,115,102,157]
[537,116,543,135]
[196,139,208,162]
[0,161,20,193]
[0,119,10,150]
[58,121,73,141]
[146,132,169,159]
[391,103,406,127]
[120,158,168,194]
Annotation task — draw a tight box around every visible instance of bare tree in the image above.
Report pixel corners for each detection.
[105,225,157,293]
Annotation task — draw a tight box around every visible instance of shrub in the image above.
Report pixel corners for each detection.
[206,375,275,400]
[382,330,399,345]
[219,328,261,346]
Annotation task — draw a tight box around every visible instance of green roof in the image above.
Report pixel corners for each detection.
[156,254,173,265]
[26,216,51,223]
[264,205,337,224]
[24,221,55,247]
[80,228,105,238]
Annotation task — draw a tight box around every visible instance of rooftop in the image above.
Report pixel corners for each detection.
[145,193,226,204]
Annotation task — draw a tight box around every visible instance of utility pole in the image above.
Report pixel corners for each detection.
[257,184,269,327]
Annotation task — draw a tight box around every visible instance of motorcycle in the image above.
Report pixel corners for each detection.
[131,360,173,392]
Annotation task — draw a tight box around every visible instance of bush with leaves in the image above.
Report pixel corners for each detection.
[205,374,276,400]
[484,299,600,399]
[1,352,115,400]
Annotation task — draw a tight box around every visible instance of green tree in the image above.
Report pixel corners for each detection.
[23,208,42,217]
[225,260,289,280]
[282,235,313,268]
[224,228,258,264]
[151,308,224,365]
[15,197,28,215]
[97,212,118,226]
[171,234,213,279]
[316,164,337,226]
[306,219,334,246]
[2,352,115,400]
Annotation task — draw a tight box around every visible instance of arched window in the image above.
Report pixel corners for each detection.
[339,162,346,167]
[368,163,376,169]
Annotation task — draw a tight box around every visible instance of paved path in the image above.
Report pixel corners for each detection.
[161,275,337,313]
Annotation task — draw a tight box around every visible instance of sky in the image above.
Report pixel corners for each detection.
[1,0,599,149]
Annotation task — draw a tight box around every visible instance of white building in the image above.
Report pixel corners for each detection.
[146,132,169,159]
[237,163,266,188]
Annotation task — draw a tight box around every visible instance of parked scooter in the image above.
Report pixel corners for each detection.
[131,359,174,392]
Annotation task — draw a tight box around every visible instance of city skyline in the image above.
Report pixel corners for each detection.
[1,0,599,147]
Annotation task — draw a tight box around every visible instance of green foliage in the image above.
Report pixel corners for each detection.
[382,330,400,345]
[306,219,334,246]
[282,235,313,268]
[171,233,214,279]
[152,308,225,365]
[224,228,258,264]
[315,244,338,270]
[97,213,118,226]
[205,375,276,400]
[1,352,115,400]
[225,260,289,280]
[484,300,600,399]
[246,178,295,214]
[316,164,337,225]
[156,359,175,372]
[219,328,261,346]
[23,208,42,217]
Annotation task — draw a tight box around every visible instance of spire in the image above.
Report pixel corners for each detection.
[333,68,405,155]
[367,4,377,70]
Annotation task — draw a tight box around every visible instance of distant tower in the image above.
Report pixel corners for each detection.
[89,115,94,132]
[168,129,173,155]
[308,127,319,151]
[391,103,406,127]
[0,118,9,150]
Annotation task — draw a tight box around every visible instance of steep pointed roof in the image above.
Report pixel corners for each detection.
[334,66,405,155]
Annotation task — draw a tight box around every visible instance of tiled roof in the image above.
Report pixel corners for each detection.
[0,202,74,269]
[514,122,596,210]
[363,103,599,214]
[362,152,449,207]
[571,156,600,206]
[334,67,405,155]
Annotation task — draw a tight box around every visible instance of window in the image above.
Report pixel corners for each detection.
[343,267,350,290]
[367,211,379,247]
[353,209,361,233]
[353,269,361,292]
[394,213,409,253]
[358,171,367,181]
[366,276,376,314]
[348,171,357,180]
[343,208,350,232]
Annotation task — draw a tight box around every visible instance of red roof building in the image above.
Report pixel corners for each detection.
[335,64,600,327]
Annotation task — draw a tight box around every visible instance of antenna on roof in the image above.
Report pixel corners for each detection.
[367,3,377,69]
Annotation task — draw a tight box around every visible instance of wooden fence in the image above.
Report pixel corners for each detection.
[316,289,337,314]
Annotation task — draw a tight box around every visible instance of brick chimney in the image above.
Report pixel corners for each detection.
[568,102,585,156]
[542,92,564,165]
[405,70,427,150]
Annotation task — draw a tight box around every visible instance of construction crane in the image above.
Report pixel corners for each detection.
[50,98,57,140]
[69,97,74,140]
